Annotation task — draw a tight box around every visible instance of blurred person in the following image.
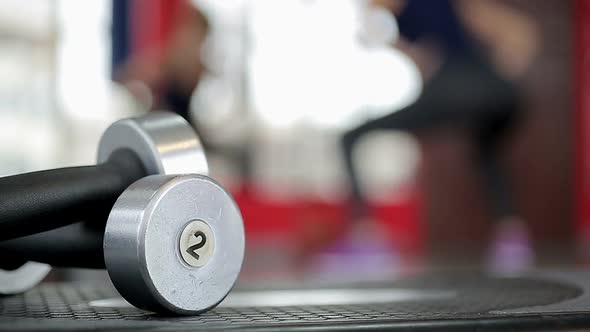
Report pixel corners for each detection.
[113,0,209,125]
[114,1,255,183]
[341,0,542,268]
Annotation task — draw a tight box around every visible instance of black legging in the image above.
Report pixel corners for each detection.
[341,54,521,221]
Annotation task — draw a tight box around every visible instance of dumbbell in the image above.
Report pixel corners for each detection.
[0,112,245,314]
[0,111,208,294]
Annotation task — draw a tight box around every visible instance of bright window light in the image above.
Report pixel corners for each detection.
[56,0,113,120]
[195,0,423,129]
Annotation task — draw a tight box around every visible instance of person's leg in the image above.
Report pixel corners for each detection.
[341,116,396,219]
[417,55,522,268]
[340,83,447,220]
[475,117,536,272]
[475,109,519,222]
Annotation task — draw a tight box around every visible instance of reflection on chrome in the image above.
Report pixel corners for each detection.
[89,288,455,309]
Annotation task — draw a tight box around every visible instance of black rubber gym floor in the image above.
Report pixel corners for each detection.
[2,271,590,331]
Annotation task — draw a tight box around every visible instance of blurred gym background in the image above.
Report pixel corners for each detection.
[0,0,581,283]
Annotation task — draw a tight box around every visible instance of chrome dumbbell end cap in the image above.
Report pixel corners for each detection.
[97,111,209,176]
[104,174,245,315]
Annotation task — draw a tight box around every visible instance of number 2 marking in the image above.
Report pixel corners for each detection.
[187,231,207,260]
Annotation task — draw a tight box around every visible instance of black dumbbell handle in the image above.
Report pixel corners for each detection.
[0,149,147,240]
[0,223,105,269]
